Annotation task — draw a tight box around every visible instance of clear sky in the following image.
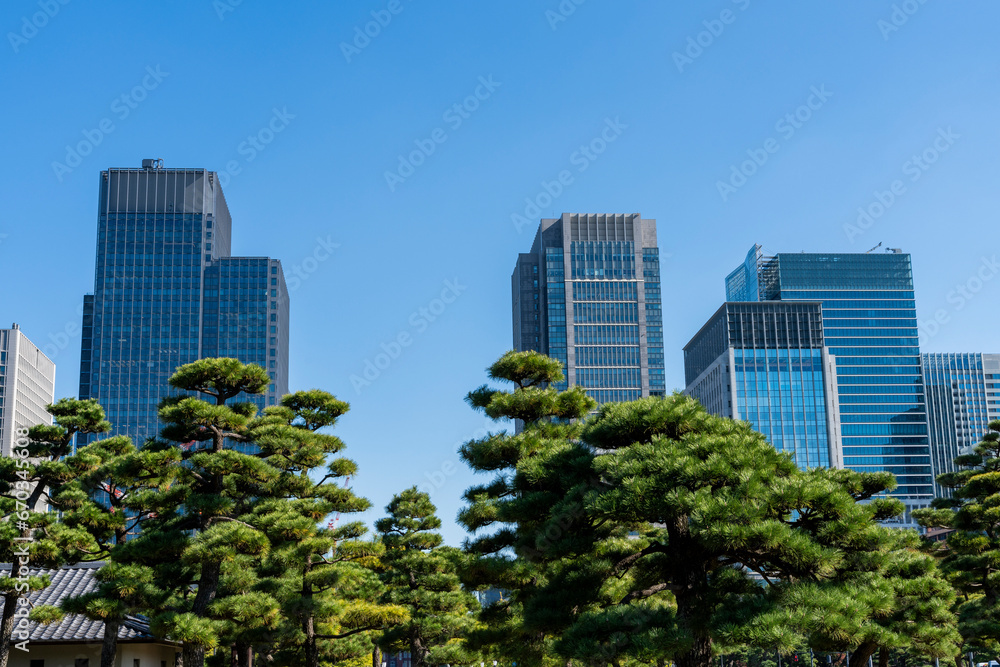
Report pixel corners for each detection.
[2,1,999,545]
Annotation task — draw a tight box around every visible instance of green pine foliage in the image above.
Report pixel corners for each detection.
[0,398,111,667]
[375,487,478,666]
[915,419,1000,657]
[247,389,407,667]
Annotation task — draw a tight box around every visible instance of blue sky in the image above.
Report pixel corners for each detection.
[2,1,999,545]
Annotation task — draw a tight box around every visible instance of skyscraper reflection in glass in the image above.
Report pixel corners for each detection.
[78,160,289,446]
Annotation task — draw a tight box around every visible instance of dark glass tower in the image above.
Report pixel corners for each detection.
[512,213,665,404]
[684,302,842,470]
[78,160,289,446]
[726,245,933,507]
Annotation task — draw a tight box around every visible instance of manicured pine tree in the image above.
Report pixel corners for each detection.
[246,390,407,667]
[0,398,111,667]
[551,394,956,667]
[771,470,960,667]
[375,487,478,666]
[915,419,1000,663]
[457,350,605,665]
[30,418,180,667]
[122,358,282,667]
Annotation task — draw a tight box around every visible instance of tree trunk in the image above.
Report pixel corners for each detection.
[302,561,317,667]
[849,642,878,667]
[235,642,251,667]
[878,648,888,667]
[183,560,222,667]
[183,644,205,667]
[0,591,18,667]
[410,633,430,667]
[100,616,120,667]
[372,648,382,667]
[676,633,713,667]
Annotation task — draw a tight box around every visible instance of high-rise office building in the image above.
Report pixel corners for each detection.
[922,353,1000,495]
[0,324,55,457]
[512,213,665,404]
[684,302,843,470]
[78,160,289,446]
[725,245,933,511]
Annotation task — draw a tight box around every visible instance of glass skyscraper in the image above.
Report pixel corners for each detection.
[684,302,842,470]
[512,213,665,404]
[726,245,933,507]
[922,353,1000,495]
[78,160,289,446]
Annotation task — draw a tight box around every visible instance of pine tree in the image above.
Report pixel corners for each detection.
[119,358,281,667]
[915,419,1000,660]
[457,350,603,665]
[32,424,179,667]
[0,398,111,667]
[375,487,478,666]
[246,389,407,667]
[551,394,956,667]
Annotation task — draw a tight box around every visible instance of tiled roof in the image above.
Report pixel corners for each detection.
[1,562,155,643]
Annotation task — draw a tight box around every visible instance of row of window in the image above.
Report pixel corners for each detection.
[573,325,640,345]
[571,281,638,301]
[576,367,642,388]
[575,346,641,366]
[572,302,638,324]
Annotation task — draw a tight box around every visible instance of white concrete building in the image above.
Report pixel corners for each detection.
[0,324,56,457]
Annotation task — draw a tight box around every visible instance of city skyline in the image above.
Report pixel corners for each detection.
[3,2,999,545]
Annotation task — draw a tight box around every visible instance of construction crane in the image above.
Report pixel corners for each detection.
[866,242,883,254]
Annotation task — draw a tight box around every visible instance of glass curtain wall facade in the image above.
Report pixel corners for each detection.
[922,353,1000,495]
[78,161,289,447]
[512,213,664,404]
[684,302,842,470]
[726,246,933,504]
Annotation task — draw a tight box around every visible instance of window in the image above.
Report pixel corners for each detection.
[76,660,90,667]
[30,660,44,667]
[134,660,141,667]
[271,278,277,286]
